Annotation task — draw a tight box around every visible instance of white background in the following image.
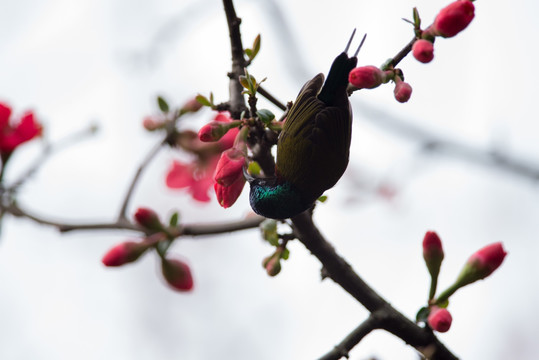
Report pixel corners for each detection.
[0,0,538,359]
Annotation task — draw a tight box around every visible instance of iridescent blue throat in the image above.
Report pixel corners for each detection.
[248,180,310,219]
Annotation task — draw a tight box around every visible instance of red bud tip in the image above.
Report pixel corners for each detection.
[428,307,452,333]
[423,231,444,259]
[161,258,194,291]
[214,176,246,209]
[394,81,413,103]
[412,39,434,63]
[102,241,148,267]
[432,0,475,38]
[198,121,228,142]
[348,66,385,89]
[134,207,162,230]
[466,242,507,279]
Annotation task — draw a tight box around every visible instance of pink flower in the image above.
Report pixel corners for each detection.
[134,207,162,231]
[428,307,452,333]
[161,257,194,291]
[166,112,239,203]
[348,66,385,89]
[102,241,149,267]
[412,39,434,64]
[394,81,413,103]
[0,103,42,155]
[431,0,475,38]
[214,149,246,186]
[198,121,230,142]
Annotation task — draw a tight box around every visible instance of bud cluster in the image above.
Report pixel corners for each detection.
[0,102,42,159]
[417,230,507,333]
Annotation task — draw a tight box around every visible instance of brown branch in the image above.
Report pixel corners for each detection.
[291,211,458,360]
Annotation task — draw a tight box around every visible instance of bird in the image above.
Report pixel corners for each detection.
[245,31,365,219]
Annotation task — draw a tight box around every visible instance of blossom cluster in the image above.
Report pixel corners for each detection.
[0,102,42,159]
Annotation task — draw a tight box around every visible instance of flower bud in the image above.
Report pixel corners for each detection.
[456,242,507,287]
[423,231,444,277]
[134,207,163,231]
[214,176,246,208]
[412,39,434,63]
[142,116,162,131]
[428,307,452,333]
[101,241,149,267]
[198,121,230,142]
[394,81,413,103]
[214,149,246,186]
[161,257,194,291]
[262,254,281,277]
[348,66,385,89]
[432,0,475,38]
[181,97,203,113]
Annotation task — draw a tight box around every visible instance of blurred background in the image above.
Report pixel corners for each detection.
[0,0,538,359]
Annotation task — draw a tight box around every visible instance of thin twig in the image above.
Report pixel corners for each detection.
[118,138,166,221]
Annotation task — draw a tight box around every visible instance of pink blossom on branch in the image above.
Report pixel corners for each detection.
[457,242,507,285]
[394,81,412,103]
[101,241,150,267]
[429,0,475,38]
[412,39,434,63]
[161,257,194,291]
[348,66,385,89]
[423,231,444,276]
[214,175,246,208]
[214,148,246,186]
[134,207,163,231]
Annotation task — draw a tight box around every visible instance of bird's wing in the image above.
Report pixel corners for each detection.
[277,75,352,200]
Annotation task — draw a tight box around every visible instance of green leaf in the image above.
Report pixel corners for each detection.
[245,48,253,58]
[416,306,430,323]
[281,248,290,260]
[252,34,261,59]
[169,212,179,227]
[157,96,169,113]
[256,109,275,125]
[210,92,214,105]
[318,195,328,203]
[413,7,421,27]
[239,75,250,90]
[248,161,262,175]
[196,94,212,107]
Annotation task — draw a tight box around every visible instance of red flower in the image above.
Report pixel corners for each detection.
[348,66,385,89]
[431,0,475,38]
[412,39,434,64]
[102,241,149,267]
[161,257,194,291]
[394,81,413,103]
[428,307,452,333]
[0,102,42,155]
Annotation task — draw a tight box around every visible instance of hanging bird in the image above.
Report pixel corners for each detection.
[245,31,365,219]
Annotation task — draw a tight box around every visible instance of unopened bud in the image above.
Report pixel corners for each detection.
[134,207,163,231]
[423,231,444,278]
[181,97,203,113]
[161,257,194,291]
[101,241,149,267]
[412,39,434,63]
[456,242,507,287]
[262,254,281,277]
[431,0,475,38]
[348,66,385,89]
[214,149,246,186]
[142,116,162,131]
[394,81,413,103]
[428,307,452,333]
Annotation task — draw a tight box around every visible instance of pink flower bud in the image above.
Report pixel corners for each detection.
[0,102,12,128]
[412,39,434,63]
[214,176,246,208]
[394,81,413,103]
[423,231,444,276]
[214,149,246,186]
[102,241,149,267]
[198,121,231,142]
[432,0,475,38]
[161,258,194,291]
[457,242,507,286]
[181,97,203,113]
[262,254,281,277]
[142,116,162,131]
[428,307,452,333]
[348,66,385,89]
[134,207,162,231]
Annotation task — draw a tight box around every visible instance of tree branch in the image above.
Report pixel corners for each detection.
[291,211,458,360]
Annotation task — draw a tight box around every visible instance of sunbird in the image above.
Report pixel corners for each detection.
[245,31,365,219]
